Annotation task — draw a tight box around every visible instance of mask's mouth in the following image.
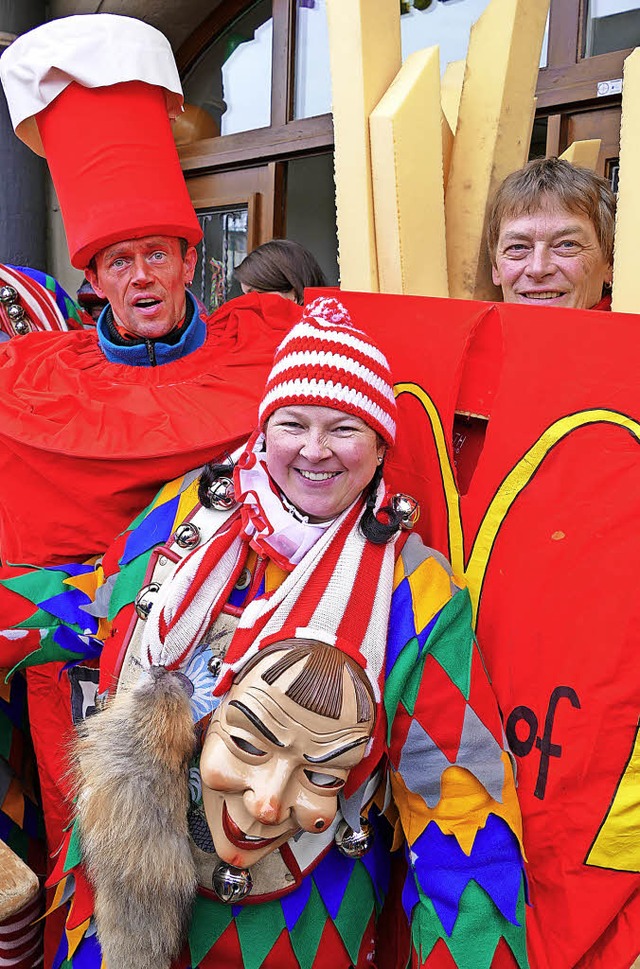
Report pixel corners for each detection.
[222,804,293,851]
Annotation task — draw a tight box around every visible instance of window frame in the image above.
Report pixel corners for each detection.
[176,0,334,175]
[537,0,632,109]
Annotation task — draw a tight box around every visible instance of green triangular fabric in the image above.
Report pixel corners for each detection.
[1,570,71,615]
[384,636,421,744]
[63,821,82,874]
[107,552,153,620]
[188,893,233,966]
[235,898,286,969]
[12,628,81,674]
[289,881,330,969]
[413,879,529,969]
[333,862,376,964]
[499,880,529,969]
[427,589,473,700]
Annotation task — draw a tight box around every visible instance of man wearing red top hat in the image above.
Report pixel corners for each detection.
[0,16,301,965]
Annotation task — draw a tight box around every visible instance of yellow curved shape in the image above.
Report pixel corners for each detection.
[396,387,640,627]
[395,382,463,573]
[466,409,640,622]
[395,391,640,874]
[585,722,640,871]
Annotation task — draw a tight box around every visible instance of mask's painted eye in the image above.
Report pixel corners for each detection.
[231,735,266,756]
[304,770,345,789]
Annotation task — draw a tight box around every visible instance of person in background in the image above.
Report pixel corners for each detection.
[235,238,327,305]
[75,278,108,324]
[488,157,615,311]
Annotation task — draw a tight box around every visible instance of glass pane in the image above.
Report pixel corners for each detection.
[529,117,548,160]
[401,0,549,73]
[192,206,248,313]
[286,154,339,285]
[584,0,640,57]
[294,0,332,120]
[293,0,549,119]
[182,0,272,137]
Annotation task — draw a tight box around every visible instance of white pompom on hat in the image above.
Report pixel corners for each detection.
[258,296,397,446]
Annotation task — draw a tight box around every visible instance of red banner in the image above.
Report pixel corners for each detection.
[316,290,640,969]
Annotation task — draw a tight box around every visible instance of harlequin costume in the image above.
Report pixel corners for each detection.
[0,298,528,969]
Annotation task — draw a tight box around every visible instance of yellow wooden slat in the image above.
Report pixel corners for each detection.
[445,0,550,300]
[370,46,448,297]
[326,0,401,292]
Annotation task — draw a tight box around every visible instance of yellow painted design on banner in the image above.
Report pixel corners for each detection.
[586,722,640,871]
[396,384,640,871]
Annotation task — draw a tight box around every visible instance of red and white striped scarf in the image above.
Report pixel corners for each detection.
[139,434,399,787]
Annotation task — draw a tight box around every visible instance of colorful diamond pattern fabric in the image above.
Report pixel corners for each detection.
[0,478,527,968]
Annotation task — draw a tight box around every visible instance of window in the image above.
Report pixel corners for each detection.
[182,0,273,137]
[584,0,640,57]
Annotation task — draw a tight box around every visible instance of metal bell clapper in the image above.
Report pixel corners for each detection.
[134,582,160,619]
[392,493,420,530]
[173,521,201,549]
[207,476,236,510]
[334,817,374,858]
[212,863,253,902]
[0,285,17,303]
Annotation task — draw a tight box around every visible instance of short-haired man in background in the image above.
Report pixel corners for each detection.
[488,157,615,311]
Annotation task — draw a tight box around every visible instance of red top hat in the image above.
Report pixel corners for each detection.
[0,15,202,268]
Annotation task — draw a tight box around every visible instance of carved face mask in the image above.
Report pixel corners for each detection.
[199,642,375,869]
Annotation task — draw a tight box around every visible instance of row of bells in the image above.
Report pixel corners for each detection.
[135,486,420,621]
[0,285,31,335]
[211,818,375,903]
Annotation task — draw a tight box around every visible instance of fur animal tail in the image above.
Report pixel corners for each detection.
[72,668,197,969]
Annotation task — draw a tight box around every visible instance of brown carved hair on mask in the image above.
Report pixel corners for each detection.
[234,639,375,725]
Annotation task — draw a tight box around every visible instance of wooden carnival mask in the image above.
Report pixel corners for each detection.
[200,639,375,870]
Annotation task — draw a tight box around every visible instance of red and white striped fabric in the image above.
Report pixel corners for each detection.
[0,890,44,969]
[258,296,397,446]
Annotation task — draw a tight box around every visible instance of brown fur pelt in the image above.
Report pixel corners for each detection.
[72,667,197,969]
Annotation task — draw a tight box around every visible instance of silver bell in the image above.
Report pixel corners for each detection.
[212,863,253,903]
[13,319,30,335]
[207,476,235,510]
[174,522,201,549]
[334,817,374,858]
[0,285,17,303]
[392,493,420,530]
[134,582,160,619]
[7,302,25,321]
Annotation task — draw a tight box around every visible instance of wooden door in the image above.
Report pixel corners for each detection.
[185,162,284,311]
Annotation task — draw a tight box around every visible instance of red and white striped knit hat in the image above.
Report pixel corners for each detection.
[258,296,397,446]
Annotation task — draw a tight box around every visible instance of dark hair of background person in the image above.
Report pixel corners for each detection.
[487,157,616,266]
[234,239,327,305]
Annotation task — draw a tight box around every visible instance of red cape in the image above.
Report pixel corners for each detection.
[0,292,300,566]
